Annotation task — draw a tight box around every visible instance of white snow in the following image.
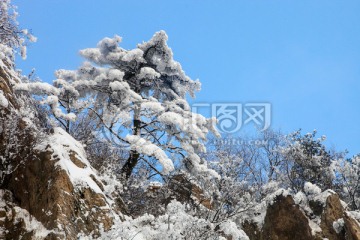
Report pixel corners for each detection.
[12,206,54,238]
[108,69,124,81]
[40,96,77,121]
[122,49,144,62]
[0,44,12,60]
[304,182,322,196]
[141,101,164,113]
[333,218,344,234]
[125,135,174,174]
[35,127,105,195]
[0,90,9,108]
[347,211,360,222]
[100,200,249,240]
[15,82,61,95]
[138,67,160,80]
[109,81,129,91]
[218,220,249,240]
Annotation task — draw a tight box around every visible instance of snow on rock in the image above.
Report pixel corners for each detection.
[304,182,322,196]
[265,188,291,206]
[219,220,249,240]
[11,206,53,238]
[35,127,104,194]
[312,189,336,205]
[333,218,345,234]
[347,211,360,222]
[239,188,292,229]
[0,190,54,239]
[293,190,321,235]
[0,90,8,108]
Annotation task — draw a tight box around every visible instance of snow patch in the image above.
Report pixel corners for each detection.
[35,127,104,194]
[333,218,344,234]
[126,135,174,174]
[219,220,249,240]
[12,206,53,238]
[0,90,9,108]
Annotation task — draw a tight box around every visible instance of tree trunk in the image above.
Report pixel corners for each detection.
[120,104,141,180]
[121,149,140,180]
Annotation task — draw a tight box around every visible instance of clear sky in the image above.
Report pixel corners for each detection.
[14,0,360,156]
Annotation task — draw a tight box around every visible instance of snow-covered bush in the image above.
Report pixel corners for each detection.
[100,200,249,240]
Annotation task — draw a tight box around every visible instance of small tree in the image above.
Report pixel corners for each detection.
[16,31,219,180]
[336,155,360,210]
[282,130,335,191]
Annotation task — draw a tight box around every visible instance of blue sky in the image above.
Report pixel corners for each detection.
[15,1,360,155]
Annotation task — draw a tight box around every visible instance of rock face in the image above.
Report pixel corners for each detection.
[262,195,313,240]
[242,220,261,240]
[0,58,121,239]
[242,193,360,240]
[318,193,346,240]
[3,147,114,239]
[168,174,213,209]
[344,212,360,240]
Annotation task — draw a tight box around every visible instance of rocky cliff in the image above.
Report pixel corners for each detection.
[241,191,360,240]
[0,56,123,239]
[0,54,359,240]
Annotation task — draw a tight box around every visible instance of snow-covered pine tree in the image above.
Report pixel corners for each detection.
[16,31,219,180]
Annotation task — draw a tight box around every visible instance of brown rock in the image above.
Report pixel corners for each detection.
[90,174,105,192]
[262,195,313,240]
[344,212,360,240]
[242,220,261,240]
[168,174,213,209]
[0,58,19,110]
[69,150,87,169]
[319,193,346,240]
[0,60,117,239]
[2,145,115,238]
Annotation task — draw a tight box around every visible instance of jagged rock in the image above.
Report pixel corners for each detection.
[0,59,18,110]
[344,212,360,240]
[251,192,360,240]
[168,174,213,209]
[319,193,346,240]
[307,192,360,240]
[242,220,261,240]
[262,195,313,240]
[0,57,121,239]
[0,190,52,240]
[69,150,87,169]
[2,133,116,239]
